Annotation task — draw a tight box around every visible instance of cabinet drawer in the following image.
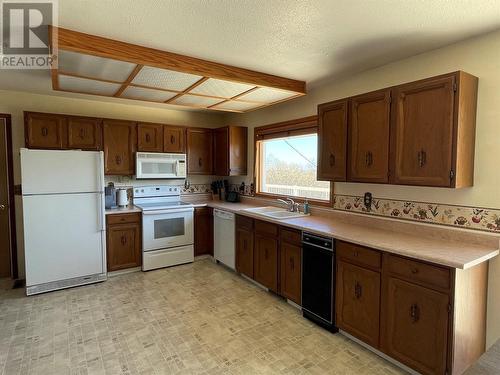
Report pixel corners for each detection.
[236,215,253,230]
[386,255,450,290]
[280,227,301,244]
[107,212,141,226]
[337,241,381,269]
[255,220,278,237]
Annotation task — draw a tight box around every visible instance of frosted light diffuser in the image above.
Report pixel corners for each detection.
[190,78,255,98]
[173,95,224,107]
[238,87,298,103]
[121,86,177,102]
[59,75,122,96]
[132,67,203,91]
[58,50,136,82]
[213,101,262,111]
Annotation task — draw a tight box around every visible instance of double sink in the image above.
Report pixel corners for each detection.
[243,206,310,220]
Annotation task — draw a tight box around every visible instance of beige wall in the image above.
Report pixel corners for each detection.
[0,90,223,280]
[226,29,500,347]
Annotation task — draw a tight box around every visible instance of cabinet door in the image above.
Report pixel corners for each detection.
[391,75,455,187]
[103,120,137,175]
[254,234,278,292]
[336,261,381,348]
[24,112,65,149]
[383,277,449,375]
[187,128,213,174]
[138,123,163,152]
[213,127,229,176]
[317,99,348,181]
[349,90,391,183]
[67,116,102,150]
[229,126,247,176]
[164,126,185,153]
[194,207,213,256]
[280,241,301,304]
[107,223,141,271]
[236,227,254,278]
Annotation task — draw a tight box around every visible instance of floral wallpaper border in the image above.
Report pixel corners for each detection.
[334,194,500,233]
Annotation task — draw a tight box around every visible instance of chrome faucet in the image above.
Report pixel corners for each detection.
[277,198,299,212]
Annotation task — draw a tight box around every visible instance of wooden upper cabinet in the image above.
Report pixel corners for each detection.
[24,112,65,149]
[336,261,381,348]
[187,128,213,175]
[164,126,185,153]
[317,99,348,181]
[67,116,102,150]
[214,126,248,176]
[382,277,449,375]
[137,123,163,152]
[349,90,391,183]
[103,120,137,175]
[390,72,478,187]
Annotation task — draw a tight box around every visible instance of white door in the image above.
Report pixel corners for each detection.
[142,208,194,251]
[21,149,104,194]
[23,192,105,287]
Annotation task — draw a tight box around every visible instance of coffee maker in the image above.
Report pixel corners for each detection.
[105,182,117,209]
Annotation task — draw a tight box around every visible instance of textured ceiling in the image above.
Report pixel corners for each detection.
[2,0,500,111]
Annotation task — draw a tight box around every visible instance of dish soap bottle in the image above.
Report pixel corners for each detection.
[303,199,310,214]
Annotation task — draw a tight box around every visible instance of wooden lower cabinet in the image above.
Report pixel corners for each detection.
[254,233,279,292]
[194,207,213,256]
[106,213,141,272]
[280,240,301,304]
[383,277,449,375]
[335,242,488,375]
[336,261,381,348]
[235,216,254,278]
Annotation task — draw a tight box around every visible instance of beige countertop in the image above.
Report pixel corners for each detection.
[204,200,499,270]
[105,205,141,215]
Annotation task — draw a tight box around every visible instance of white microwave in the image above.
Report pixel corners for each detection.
[136,152,187,179]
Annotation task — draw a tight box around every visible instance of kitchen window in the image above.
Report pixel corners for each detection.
[255,116,332,204]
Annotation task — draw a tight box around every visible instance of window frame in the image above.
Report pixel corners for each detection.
[254,115,333,206]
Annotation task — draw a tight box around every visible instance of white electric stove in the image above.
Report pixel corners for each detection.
[133,186,194,271]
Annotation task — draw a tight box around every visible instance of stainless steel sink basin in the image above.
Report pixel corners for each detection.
[243,206,310,220]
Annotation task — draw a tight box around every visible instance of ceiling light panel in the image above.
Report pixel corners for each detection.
[58,50,136,82]
[58,75,122,96]
[121,86,177,102]
[237,87,298,103]
[213,100,263,112]
[189,78,255,98]
[172,94,224,107]
[132,66,203,91]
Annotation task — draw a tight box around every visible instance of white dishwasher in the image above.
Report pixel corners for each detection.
[213,209,235,270]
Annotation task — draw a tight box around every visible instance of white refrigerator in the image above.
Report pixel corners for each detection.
[21,148,107,296]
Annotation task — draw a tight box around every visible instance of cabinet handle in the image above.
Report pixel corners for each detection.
[418,149,427,167]
[329,153,335,167]
[354,281,362,299]
[171,135,175,144]
[116,155,122,165]
[410,304,420,323]
[79,128,86,139]
[411,267,419,274]
[198,157,202,167]
[121,236,127,245]
[365,151,373,167]
[243,239,247,251]
[145,133,151,143]
[41,127,48,137]
[265,248,268,260]
[290,257,294,271]
[353,250,359,257]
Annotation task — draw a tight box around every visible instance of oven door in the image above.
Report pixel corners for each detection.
[142,208,194,251]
